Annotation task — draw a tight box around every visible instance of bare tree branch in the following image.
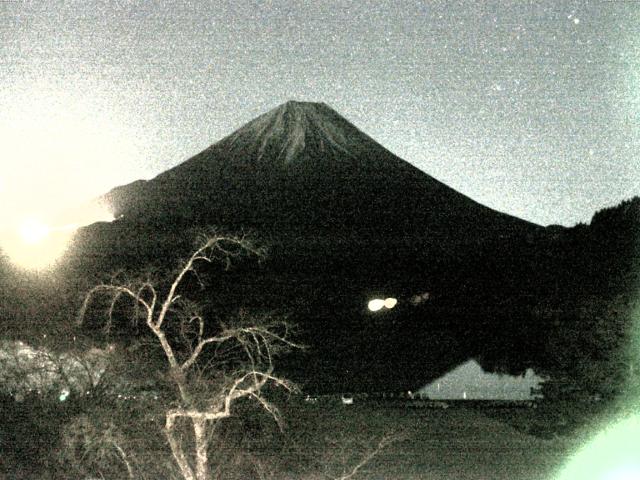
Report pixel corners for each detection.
[325,432,405,480]
[76,233,297,480]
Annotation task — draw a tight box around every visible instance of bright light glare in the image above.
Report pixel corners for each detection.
[368,297,399,311]
[55,200,115,229]
[603,466,640,480]
[368,299,386,312]
[556,415,640,480]
[0,83,131,270]
[1,203,114,270]
[19,218,50,244]
[384,297,398,309]
[0,82,143,235]
[2,225,73,271]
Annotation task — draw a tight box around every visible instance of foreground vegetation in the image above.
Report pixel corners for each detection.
[1,233,402,480]
[4,391,613,480]
[1,195,638,479]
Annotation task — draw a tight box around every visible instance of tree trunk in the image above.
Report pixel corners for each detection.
[166,415,196,480]
[193,417,210,480]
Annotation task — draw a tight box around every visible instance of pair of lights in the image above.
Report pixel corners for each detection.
[367,297,398,312]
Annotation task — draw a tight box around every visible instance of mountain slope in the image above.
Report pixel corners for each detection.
[102,101,538,240]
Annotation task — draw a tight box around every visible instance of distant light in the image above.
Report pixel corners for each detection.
[1,203,114,270]
[2,223,71,270]
[384,297,398,309]
[368,299,385,312]
[59,388,70,402]
[19,218,50,244]
[368,297,398,312]
[410,292,431,306]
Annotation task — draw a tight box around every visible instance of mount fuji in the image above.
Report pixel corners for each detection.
[101,100,537,240]
[71,101,551,392]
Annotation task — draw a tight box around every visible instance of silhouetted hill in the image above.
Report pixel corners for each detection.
[100,101,537,240]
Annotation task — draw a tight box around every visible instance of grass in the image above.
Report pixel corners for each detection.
[1,394,607,480]
[277,398,580,480]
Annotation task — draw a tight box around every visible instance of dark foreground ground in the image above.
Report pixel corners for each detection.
[274,398,610,480]
[0,397,615,480]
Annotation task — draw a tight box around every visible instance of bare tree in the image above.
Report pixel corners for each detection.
[78,233,300,480]
[321,432,404,480]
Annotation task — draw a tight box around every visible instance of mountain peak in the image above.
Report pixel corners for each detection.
[280,99,328,109]
[221,100,362,166]
[275,100,335,119]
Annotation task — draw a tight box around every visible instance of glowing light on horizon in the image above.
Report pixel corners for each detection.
[1,203,114,270]
[18,218,51,245]
[2,226,73,271]
[0,81,144,250]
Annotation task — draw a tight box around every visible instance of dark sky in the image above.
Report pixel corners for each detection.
[1,0,638,227]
